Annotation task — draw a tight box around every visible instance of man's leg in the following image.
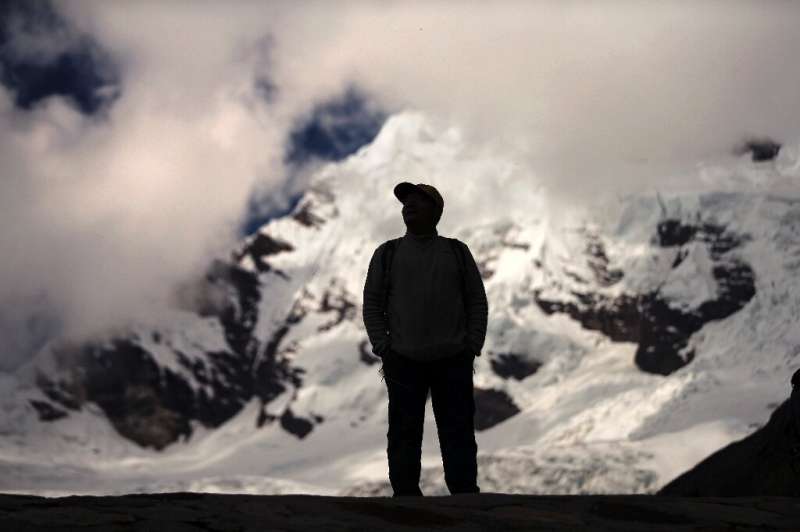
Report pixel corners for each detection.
[383,352,428,496]
[430,354,480,494]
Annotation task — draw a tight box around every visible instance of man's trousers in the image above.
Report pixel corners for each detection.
[381,349,480,496]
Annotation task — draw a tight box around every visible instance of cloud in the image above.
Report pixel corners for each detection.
[262,0,800,200]
[0,2,289,368]
[3,0,800,368]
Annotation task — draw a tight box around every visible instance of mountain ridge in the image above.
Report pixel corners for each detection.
[1,111,799,496]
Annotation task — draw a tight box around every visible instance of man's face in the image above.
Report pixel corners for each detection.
[402,189,438,230]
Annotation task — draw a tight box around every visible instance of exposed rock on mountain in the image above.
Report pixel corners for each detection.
[234,233,294,274]
[535,219,755,376]
[474,388,521,431]
[489,353,542,381]
[29,251,321,448]
[4,112,799,497]
[658,368,800,496]
[734,137,781,162]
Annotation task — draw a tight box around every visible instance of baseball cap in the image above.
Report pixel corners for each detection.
[393,182,444,213]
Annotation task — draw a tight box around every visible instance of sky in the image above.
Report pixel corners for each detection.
[2,0,800,369]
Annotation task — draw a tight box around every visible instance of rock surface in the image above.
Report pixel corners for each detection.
[2,493,800,531]
[659,369,800,496]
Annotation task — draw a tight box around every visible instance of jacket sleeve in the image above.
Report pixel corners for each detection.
[460,241,488,357]
[362,244,391,357]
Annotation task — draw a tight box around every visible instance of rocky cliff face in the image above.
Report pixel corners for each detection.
[30,249,317,449]
[658,368,800,496]
[534,218,756,376]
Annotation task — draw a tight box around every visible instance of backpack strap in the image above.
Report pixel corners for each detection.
[447,237,468,298]
[380,238,401,318]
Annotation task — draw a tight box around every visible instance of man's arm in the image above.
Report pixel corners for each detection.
[460,241,488,357]
[362,244,391,357]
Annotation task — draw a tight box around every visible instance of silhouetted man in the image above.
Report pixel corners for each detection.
[362,181,488,496]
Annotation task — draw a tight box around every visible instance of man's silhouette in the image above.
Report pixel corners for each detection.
[362,181,488,496]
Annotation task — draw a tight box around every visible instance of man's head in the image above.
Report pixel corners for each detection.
[393,182,443,234]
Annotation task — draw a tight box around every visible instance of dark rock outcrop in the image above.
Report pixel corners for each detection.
[292,200,326,228]
[208,261,262,358]
[234,232,294,273]
[28,399,68,421]
[280,408,314,439]
[36,340,196,450]
[734,137,781,162]
[317,284,357,333]
[583,229,623,287]
[490,353,542,381]
[34,259,320,449]
[635,221,755,375]
[474,388,520,431]
[535,219,756,376]
[658,369,800,496]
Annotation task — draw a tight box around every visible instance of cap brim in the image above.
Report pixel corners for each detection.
[393,182,421,203]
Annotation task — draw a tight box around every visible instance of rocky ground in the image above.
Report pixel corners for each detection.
[2,492,800,531]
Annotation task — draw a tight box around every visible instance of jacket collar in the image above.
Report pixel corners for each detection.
[404,228,438,241]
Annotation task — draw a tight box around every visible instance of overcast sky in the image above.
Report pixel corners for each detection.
[2,0,800,368]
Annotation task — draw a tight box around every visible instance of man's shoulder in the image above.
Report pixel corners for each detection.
[442,236,467,251]
[371,237,402,259]
[372,236,465,252]
[376,237,402,250]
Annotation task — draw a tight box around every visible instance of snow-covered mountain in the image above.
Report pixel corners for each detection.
[2,111,800,497]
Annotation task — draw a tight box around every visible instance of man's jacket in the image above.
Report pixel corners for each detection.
[362,230,488,361]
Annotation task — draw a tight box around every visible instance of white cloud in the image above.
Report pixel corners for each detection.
[263,0,800,200]
[2,0,800,367]
[0,3,290,367]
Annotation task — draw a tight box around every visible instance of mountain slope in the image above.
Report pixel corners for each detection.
[1,111,799,496]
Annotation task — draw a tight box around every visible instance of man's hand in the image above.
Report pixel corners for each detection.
[376,340,392,358]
